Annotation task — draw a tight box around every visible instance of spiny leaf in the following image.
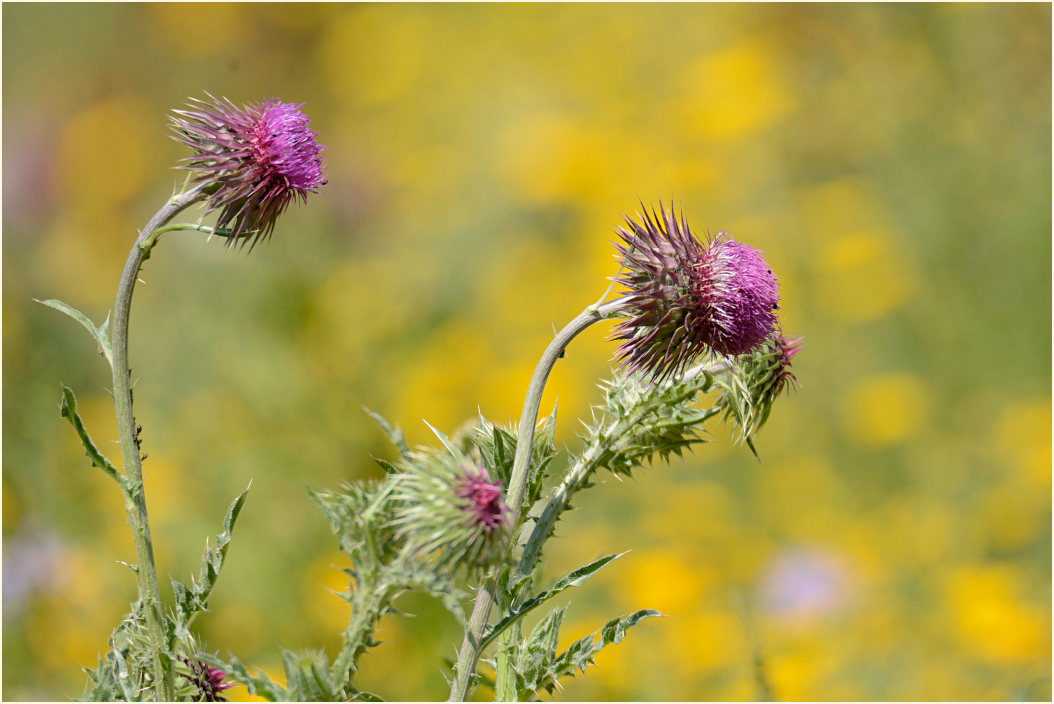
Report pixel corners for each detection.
[481,552,626,650]
[37,298,113,368]
[363,406,411,459]
[59,386,124,487]
[514,605,566,696]
[175,486,251,626]
[544,609,662,692]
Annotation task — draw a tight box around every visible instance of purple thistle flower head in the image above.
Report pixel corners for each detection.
[171,94,326,250]
[612,203,780,381]
[391,449,512,572]
[455,465,511,533]
[184,659,234,702]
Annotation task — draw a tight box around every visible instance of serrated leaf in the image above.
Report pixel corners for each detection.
[481,552,626,650]
[363,406,411,459]
[59,386,124,487]
[177,486,250,626]
[514,605,566,695]
[37,298,113,368]
[222,655,288,702]
[543,609,661,693]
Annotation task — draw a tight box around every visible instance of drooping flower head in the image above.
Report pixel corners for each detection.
[612,203,780,382]
[171,94,326,250]
[391,448,512,571]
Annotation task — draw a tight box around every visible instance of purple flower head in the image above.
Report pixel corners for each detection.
[455,465,511,533]
[184,659,234,702]
[171,94,326,250]
[613,203,780,381]
[391,449,512,572]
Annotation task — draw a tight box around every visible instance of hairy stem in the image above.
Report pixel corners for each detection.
[448,299,621,702]
[112,184,207,700]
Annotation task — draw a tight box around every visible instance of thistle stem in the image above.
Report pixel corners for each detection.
[448,299,621,702]
[111,184,206,700]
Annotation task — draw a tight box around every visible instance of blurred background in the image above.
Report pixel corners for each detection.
[3,3,1050,701]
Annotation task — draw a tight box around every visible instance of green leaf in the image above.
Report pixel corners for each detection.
[222,655,288,702]
[363,406,411,459]
[59,386,124,487]
[422,419,460,457]
[36,298,113,368]
[481,552,626,651]
[175,485,250,626]
[543,609,662,693]
[514,605,566,697]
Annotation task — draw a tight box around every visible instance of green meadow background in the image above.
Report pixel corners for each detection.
[3,3,1050,701]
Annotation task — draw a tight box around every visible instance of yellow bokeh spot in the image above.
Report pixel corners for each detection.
[58,97,154,213]
[496,115,620,204]
[765,641,834,701]
[675,39,796,142]
[944,565,1050,663]
[841,373,930,447]
[625,548,710,616]
[992,398,1052,489]
[303,551,353,634]
[149,4,249,57]
[798,178,889,241]
[816,230,914,322]
[317,6,428,111]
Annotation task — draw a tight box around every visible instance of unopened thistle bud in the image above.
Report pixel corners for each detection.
[612,203,780,382]
[391,449,512,570]
[170,94,326,250]
[719,329,802,444]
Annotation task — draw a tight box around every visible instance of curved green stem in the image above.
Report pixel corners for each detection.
[448,299,622,702]
[111,184,207,700]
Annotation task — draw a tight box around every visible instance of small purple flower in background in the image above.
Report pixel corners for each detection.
[613,203,780,381]
[171,94,326,249]
[455,465,511,533]
[759,546,852,623]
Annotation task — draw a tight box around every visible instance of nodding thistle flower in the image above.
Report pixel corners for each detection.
[612,203,780,382]
[170,94,326,250]
[391,448,512,571]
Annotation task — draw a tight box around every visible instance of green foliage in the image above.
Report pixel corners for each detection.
[59,385,125,487]
[482,553,626,652]
[581,365,719,478]
[472,408,557,519]
[171,487,250,631]
[81,491,249,701]
[36,298,113,368]
[506,607,662,699]
[714,334,800,456]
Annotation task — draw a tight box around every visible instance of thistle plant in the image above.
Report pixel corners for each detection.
[45,94,799,702]
[41,94,325,700]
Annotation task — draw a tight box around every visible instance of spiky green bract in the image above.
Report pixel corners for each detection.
[390,447,512,572]
[307,426,473,699]
[516,365,720,577]
[715,330,802,453]
[471,409,557,522]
